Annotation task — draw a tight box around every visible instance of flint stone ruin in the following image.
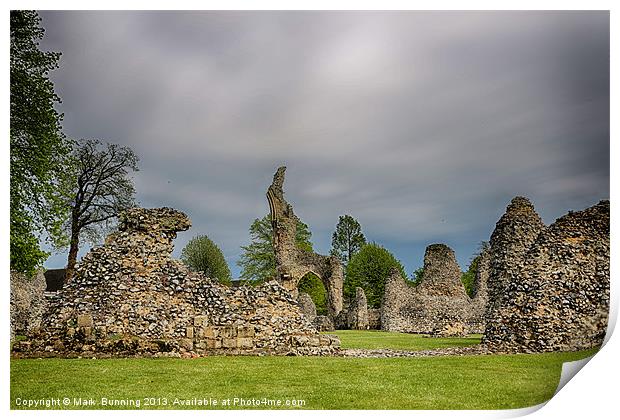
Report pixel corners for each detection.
[347,287,370,330]
[10,270,48,340]
[267,166,344,320]
[484,197,546,323]
[14,207,339,357]
[483,200,610,353]
[468,248,491,333]
[381,244,485,336]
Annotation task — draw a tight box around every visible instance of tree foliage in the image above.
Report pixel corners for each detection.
[62,139,139,280]
[345,243,408,308]
[411,267,424,287]
[330,214,366,266]
[460,241,490,298]
[237,215,313,283]
[181,235,232,285]
[298,272,327,315]
[10,10,71,275]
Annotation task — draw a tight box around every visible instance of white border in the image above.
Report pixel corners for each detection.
[2,2,616,420]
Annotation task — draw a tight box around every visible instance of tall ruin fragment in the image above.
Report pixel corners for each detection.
[267,166,344,319]
[484,197,546,322]
[14,207,339,357]
[468,248,491,333]
[483,200,610,352]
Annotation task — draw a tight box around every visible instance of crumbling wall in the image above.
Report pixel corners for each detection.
[367,309,381,330]
[14,207,339,357]
[381,244,474,336]
[297,292,317,319]
[483,200,609,352]
[267,166,343,319]
[10,270,47,340]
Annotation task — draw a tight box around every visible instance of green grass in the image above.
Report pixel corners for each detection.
[10,330,598,410]
[330,330,482,350]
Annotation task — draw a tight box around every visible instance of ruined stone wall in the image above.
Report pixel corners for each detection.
[14,207,339,357]
[381,244,475,336]
[267,166,343,319]
[347,287,369,330]
[367,309,381,330]
[468,249,490,334]
[483,200,609,353]
[10,270,47,340]
[297,292,317,319]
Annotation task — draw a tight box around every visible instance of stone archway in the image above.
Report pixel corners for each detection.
[266,167,343,318]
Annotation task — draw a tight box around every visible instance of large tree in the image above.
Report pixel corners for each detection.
[237,215,313,283]
[10,10,71,275]
[63,139,138,280]
[330,214,366,266]
[345,243,408,308]
[181,235,232,285]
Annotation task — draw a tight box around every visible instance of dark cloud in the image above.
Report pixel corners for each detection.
[39,11,609,276]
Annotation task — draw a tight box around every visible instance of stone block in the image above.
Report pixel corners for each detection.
[186,326,194,338]
[237,338,254,348]
[179,338,193,351]
[222,338,237,348]
[308,336,320,347]
[194,315,208,327]
[222,326,237,338]
[237,326,254,338]
[83,326,93,337]
[206,338,222,349]
[202,326,219,338]
[77,314,94,327]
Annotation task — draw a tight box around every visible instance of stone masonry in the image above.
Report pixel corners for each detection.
[10,269,47,340]
[267,166,344,319]
[468,248,491,334]
[484,197,545,323]
[347,287,369,330]
[381,244,476,336]
[483,200,610,353]
[14,207,339,357]
[297,292,317,319]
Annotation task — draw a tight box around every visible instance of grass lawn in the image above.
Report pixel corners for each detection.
[331,330,482,350]
[10,330,597,410]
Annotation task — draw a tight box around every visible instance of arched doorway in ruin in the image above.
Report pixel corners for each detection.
[297,271,328,316]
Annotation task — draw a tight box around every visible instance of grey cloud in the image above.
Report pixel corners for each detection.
[39,11,609,275]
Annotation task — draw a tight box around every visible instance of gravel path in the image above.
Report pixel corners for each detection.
[338,345,490,358]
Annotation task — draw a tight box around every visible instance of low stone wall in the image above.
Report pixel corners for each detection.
[14,207,339,357]
[483,200,610,352]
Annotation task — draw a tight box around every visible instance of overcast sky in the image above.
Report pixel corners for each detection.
[39,11,609,277]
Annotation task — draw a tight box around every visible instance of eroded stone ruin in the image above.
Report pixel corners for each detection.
[483,200,610,353]
[468,248,491,333]
[267,166,344,320]
[381,244,484,336]
[347,287,370,330]
[484,197,546,323]
[14,207,339,357]
[10,270,47,340]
